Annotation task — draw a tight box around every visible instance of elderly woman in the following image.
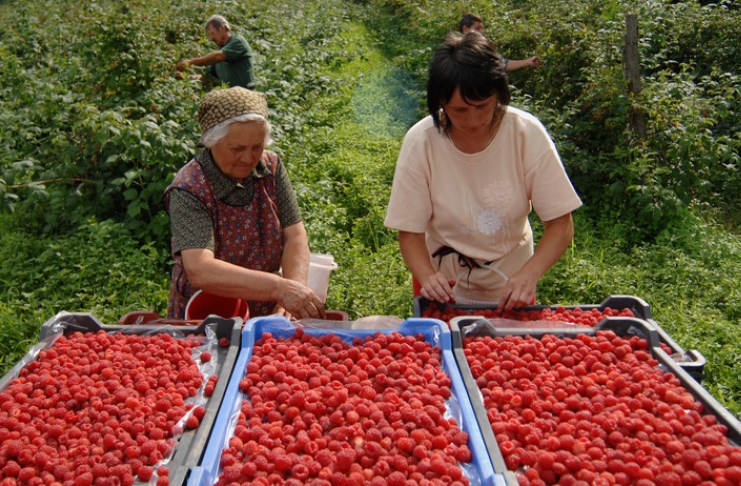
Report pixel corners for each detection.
[385,32,582,311]
[164,87,324,319]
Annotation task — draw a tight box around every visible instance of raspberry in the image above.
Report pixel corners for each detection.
[396,436,414,452]
[74,472,94,486]
[680,470,702,485]
[185,414,199,429]
[272,453,292,473]
[137,465,154,482]
[200,352,212,363]
[452,445,472,462]
[291,463,309,481]
[725,466,741,483]
[373,469,402,486]
[219,337,230,348]
[345,410,359,424]
[693,460,712,479]
[92,463,108,477]
[538,451,556,470]
[654,471,682,485]
[413,444,428,460]
[1,461,21,477]
[219,464,241,482]
[337,449,355,471]
[192,406,206,420]
[505,452,522,471]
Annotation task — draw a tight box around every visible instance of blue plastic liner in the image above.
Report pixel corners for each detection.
[189,316,504,486]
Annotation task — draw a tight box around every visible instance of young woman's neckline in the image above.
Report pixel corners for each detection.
[448,106,507,155]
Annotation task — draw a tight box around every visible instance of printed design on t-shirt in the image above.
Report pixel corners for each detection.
[460,180,513,254]
[477,208,503,234]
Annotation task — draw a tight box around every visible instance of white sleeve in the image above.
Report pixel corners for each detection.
[523,119,583,221]
[384,129,432,233]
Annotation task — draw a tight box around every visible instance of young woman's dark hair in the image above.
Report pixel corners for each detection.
[427,32,511,135]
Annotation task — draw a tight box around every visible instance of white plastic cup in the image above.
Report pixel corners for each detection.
[307,253,338,303]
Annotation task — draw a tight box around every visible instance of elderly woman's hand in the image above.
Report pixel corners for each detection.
[276,279,325,319]
[271,304,292,321]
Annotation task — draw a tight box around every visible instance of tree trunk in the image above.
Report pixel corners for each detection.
[624,14,647,139]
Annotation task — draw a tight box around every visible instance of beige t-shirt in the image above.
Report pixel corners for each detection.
[385,106,582,265]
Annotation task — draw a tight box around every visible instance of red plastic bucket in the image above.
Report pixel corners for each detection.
[185,290,250,321]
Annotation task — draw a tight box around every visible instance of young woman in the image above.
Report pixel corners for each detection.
[385,32,582,311]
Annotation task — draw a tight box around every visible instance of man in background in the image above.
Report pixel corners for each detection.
[176,15,256,88]
[459,13,542,72]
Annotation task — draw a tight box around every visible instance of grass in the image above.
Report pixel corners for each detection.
[0,214,171,372]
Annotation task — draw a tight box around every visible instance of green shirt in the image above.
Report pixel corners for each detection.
[209,33,255,88]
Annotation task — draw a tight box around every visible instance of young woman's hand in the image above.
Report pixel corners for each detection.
[421,273,456,303]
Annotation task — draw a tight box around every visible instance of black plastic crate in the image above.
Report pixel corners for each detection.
[414,295,706,382]
[449,316,741,485]
[415,294,652,321]
[0,311,243,484]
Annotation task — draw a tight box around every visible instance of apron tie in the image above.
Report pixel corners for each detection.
[432,245,493,286]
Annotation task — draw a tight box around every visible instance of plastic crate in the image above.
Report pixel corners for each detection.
[414,295,651,321]
[117,310,201,326]
[414,295,707,382]
[189,316,504,486]
[449,316,741,484]
[117,309,351,327]
[15,311,243,484]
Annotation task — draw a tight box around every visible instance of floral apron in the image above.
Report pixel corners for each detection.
[164,152,283,319]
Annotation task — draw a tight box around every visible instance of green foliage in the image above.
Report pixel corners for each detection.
[0,213,170,370]
[0,0,203,241]
[4,1,737,239]
[361,0,740,239]
[0,0,738,418]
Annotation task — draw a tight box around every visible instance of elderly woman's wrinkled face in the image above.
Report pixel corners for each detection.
[211,121,267,180]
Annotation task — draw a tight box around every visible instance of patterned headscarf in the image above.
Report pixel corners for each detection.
[198,87,269,134]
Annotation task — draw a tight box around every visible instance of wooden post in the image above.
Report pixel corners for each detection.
[624,14,646,138]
